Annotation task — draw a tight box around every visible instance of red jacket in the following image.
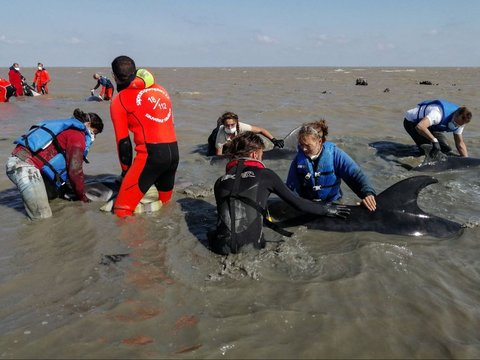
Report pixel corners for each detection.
[8,67,23,96]
[110,74,177,172]
[33,69,50,85]
[0,78,14,102]
[12,129,88,201]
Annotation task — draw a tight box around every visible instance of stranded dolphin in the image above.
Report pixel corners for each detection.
[267,175,462,238]
[83,175,162,213]
[411,145,480,172]
[369,141,480,172]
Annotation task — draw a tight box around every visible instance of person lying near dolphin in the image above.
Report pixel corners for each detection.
[208,131,350,255]
[286,120,377,212]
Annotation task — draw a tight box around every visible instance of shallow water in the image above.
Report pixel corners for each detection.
[0,67,480,358]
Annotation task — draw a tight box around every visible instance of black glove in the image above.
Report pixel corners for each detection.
[32,82,36,88]
[324,204,350,219]
[429,141,441,159]
[271,138,284,148]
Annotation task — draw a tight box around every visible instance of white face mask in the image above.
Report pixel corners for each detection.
[309,153,320,160]
[448,121,459,131]
[225,126,236,135]
[88,128,96,142]
[14,67,20,71]
[38,66,43,70]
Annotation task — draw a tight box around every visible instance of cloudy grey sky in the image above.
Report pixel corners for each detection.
[1,0,479,67]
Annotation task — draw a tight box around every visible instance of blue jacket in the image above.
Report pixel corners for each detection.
[14,118,92,187]
[416,99,459,132]
[97,76,114,88]
[286,141,376,202]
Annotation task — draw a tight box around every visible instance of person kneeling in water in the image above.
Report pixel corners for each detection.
[6,109,104,220]
[209,131,350,255]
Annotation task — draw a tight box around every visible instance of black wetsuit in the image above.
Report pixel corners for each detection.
[210,158,335,255]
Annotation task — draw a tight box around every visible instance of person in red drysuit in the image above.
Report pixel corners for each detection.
[110,55,179,217]
[8,63,24,96]
[0,78,16,102]
[32,62,51,94]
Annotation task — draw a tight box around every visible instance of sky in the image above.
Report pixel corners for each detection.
[1,0,480,68]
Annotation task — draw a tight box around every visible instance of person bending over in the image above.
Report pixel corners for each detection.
[6,109,103,219]
[403,99,472,158]
[209,131,350,255]
[286,120,376,211]
[91,73,115,100]
[213,111,284,156]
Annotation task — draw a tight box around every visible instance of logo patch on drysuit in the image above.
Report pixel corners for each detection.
[221,171,256,182]
[136,87,172,123]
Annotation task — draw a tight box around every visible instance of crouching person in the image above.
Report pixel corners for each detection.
[6,109,103,220]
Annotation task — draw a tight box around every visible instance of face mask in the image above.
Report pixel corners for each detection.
[448,121,459,131]
[88,128,96,142]
[225,126,236,135]
[309,153,319,160]
[38,66,43,70]
[14,67,20,71]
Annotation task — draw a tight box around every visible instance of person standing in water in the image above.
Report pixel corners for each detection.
[32,62,51,94]
[109,55,179,217]
[8,63,24,96]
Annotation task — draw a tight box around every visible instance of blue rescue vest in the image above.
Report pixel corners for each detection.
[416,99,459,132]
[14,118,92,187]
[98,76,114,88]
[294,141,341,201]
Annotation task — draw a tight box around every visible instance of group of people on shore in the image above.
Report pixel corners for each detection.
[3,56,474,255]
[0,62,50,102]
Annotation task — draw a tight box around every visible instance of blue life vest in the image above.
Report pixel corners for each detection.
[98,76,114,88]
[416,99,459,132]
[294,141,341,201]
[14,118,92,187]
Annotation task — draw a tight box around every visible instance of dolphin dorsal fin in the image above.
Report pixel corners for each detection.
[376,175,438,212]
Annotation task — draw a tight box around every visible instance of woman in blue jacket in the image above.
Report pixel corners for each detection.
[286,120,376,211]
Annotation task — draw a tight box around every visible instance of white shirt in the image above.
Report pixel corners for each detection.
[404,104,464,135]
[215,122,253,150]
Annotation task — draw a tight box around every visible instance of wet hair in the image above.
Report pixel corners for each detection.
[455,107,472,124]
[73,108,104,134]
[111,55,136,83]
[298,119,328,142]
[218,111,240,134]
[225,131,265,159]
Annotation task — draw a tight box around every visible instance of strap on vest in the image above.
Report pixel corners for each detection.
[25,125,67,186]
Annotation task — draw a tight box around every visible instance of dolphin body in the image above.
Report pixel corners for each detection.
[85,95,103,102]
[267,175,462,238]
[369,141,480,172]
[412,145,480,172]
